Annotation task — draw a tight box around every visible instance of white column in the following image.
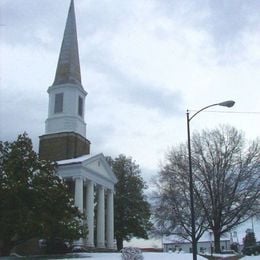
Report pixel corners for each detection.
[86,180,94,247]
[74,177,84,211]
[97,185,105,248]
[74,176,84,245]
[106,189,114,249]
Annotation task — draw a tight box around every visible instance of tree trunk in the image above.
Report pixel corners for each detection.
[116,237,123,251]
[214,232,221,253]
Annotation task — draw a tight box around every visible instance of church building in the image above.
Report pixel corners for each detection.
[39,0,117,249]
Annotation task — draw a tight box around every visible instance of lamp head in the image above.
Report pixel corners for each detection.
[218,100,235,108]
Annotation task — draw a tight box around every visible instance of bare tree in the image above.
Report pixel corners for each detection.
[153,125,260,253]
[192,126,260,252]
[152,144,207,244]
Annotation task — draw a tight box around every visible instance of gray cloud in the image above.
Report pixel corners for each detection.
[203,0,260,64]
[77,0,135,36]
[83,54,183,117]
[207,0,260,44]
[1,1,65,46]
[152,0,260,63]
[1,0,260,181]
[114,77,183,117]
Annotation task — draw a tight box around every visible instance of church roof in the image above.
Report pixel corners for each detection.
[57,153,118,190]
[57,153,92,165]
[53,0,82,86]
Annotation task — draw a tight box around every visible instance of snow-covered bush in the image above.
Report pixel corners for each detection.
[121,247,143,260]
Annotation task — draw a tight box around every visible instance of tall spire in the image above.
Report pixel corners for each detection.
[53,0,82,86]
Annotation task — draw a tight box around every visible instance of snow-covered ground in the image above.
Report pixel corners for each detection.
[56,252,259,260]
[240,257,259,260]
[86,253,203,260]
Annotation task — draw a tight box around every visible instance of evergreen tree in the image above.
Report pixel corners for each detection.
[243,231,257,248]
[0,133,86,256]
[107,155,152,251]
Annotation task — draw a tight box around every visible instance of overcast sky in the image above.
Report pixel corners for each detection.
[1,0,260,181]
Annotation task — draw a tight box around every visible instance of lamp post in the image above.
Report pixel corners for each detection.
[186,100,235,260]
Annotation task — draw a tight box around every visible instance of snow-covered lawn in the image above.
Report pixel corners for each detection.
[84,253,205,259]
[58,252,259,260]
[61,252,205,259]
[240,257,260,260]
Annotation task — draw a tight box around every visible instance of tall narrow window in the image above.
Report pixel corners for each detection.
[54,93,63,113]
[78,96,83,116]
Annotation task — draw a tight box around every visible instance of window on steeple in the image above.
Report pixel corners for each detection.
[54,93,63,113]
[78,96,83,117]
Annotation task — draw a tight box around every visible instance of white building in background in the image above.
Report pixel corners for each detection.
[163,220,260,254]
[39,0,117,249]
[162,233,230,254]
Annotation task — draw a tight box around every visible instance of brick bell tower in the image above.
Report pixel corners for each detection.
[39,0,90,161]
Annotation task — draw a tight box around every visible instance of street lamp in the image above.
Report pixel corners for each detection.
[186,100,235,260]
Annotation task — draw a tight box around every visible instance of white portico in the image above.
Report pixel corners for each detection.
[57,154,117,248]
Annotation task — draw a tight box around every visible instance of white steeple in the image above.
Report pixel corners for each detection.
[45,0,87,138]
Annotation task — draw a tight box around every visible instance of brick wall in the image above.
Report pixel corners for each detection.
[39,132,90,161]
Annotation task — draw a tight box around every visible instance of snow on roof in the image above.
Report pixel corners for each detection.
[57,154,93,165]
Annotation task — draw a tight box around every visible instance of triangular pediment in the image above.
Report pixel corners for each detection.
[57,153,117,189]
[82,154,117,184]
